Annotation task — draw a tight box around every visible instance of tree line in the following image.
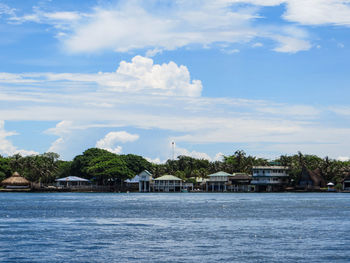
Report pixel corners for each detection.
[0,148,349,187]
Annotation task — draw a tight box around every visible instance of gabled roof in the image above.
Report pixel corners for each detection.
[208,171,231,177]
[138,170,152,176]
[154,175,182,181]
[56,176,90,182]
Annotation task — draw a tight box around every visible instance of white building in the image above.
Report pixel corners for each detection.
[153,175,183,192]
[251,166,289,192]
[138,170,153,192]
[206,171,231,192]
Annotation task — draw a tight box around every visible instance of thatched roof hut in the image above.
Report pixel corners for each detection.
[1,172,30,188]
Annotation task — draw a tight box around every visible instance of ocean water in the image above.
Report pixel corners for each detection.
[0,193,350,263]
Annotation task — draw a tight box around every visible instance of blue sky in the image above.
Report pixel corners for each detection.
[1,0,350,162]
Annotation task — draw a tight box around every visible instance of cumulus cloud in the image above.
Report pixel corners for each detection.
[96,131,139,154]
[173,144,212,161]
[0,56,202,97]
[0,121,38,156]
[145,157,164,164]
[0,55,349,159]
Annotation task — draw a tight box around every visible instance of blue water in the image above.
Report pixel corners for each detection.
[0,193,350,263]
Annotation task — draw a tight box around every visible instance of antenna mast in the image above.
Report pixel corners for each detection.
[172,141,175,160]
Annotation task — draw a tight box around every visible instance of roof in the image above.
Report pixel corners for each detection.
[208,171,231,177]
[138,170,152,176]
[56,176,90,182]
[231,173,251,180]
[154,175,182,181]
[125,175,140,183]
[252,166,289,170]
[1,172,30,186]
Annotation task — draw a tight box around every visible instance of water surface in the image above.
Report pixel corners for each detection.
[0,193,349,262]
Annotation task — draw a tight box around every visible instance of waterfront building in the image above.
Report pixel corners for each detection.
[343,174,350,191]
[206,171,231,192]
[251,166,289,192]
[138,170,153,192]
[56,176,91,189]
[153,175,182,192]
[227,173,253,192]
[1,172,30,190]
[297,166,326,190]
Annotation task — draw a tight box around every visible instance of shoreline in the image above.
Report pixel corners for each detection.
[1,188,349,193]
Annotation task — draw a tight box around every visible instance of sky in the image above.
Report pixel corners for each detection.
[0,0,350,162]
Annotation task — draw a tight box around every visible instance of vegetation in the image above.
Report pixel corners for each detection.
[0,149,349,187]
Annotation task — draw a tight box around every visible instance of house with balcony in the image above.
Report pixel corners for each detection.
[206,171,231,192]
[251,166,289,192]
[227,173,253,192]
[153,174,183,192]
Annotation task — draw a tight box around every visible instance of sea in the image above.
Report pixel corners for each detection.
[0,192,350,263]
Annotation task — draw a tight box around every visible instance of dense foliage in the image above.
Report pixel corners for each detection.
[0,149,349,186]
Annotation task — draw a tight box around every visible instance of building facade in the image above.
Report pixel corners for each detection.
[153,175,183,192]
[206,171,231,192]
[138,170,153,192]
[227,173,253,192]
[251,166,289,192]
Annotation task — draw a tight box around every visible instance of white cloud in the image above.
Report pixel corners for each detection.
[145,157,164,164]
[0,56,202,97]
[5,1,350,55]
[272,35,311,53]
[257,105,321,118]
[0,120,38,156]
[47,137,65,153]
[0,3,15,17]
[59,0,320,54]
[214,152,224,161]
[0,55,349,159]
[174,145,212,161]
[329,106,350,116]
[9,9,83,25]
[43,11,82,21]
[283,0,350,26]
[96,131,139,154]
[2,1,324,54]
[222,48,240,54]
[337,156,350,161]
[97,131,139,144]
[63,1,258,53]
[252,42,263,47]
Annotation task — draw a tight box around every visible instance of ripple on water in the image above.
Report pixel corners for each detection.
[1,192,350,263]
